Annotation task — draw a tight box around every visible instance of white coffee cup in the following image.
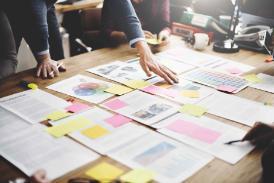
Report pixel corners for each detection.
[193,33,209,51]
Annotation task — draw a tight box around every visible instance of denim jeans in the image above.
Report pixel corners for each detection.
[4,0,64,61]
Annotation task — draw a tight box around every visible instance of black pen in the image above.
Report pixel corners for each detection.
[224,140,243,145]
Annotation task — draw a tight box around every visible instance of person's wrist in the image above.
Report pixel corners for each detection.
[36,53,51,63]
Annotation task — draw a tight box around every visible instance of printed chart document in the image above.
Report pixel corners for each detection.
[101,90,179,125]
[87,60,154,84]
[198,92,274,126]
[142,77,216,105]
[47,75,114,104]
[250,73,274,93]
[153,113,254,164]
[0,124,99,180]
[50,107,150,154]
[108,132,213,183]
[0,89,70,124]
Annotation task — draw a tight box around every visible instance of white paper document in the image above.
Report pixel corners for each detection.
[0,124,99,180]
[47,74,114,104]
[87,60,154,84]
[198,92,274,126]
[153,113,254,164]
[0,89,70,124]
[250,73,274,93]
[50,107,150,154]
[108,132,213,183]
[142,77,216,105]
[101,90,179,125]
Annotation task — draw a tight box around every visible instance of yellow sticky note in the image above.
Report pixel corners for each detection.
[179,104,207,117]
[244,74,262,83]
[85,162,124,180]
[46,111,71,121]
[46,117,92,138]
[124,80,151,89]
[158,83,172,89]
[146,38,161,45]
[104,84,133,95]
[120,169,155,183]
[181,90,200,98]
[81,125,110,139]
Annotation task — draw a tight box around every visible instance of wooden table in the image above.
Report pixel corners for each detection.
[1,36,274,183]
[55,0,102,13]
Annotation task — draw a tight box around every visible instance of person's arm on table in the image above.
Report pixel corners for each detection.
[102,0,178,84]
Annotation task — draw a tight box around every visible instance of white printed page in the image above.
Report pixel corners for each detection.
[101,90,179,125]
[50,107,150,154]
[250,73,274,93]
[0,89,70,124]
[0,124,99,180]
[153,113,254,164]
[198,92,274,126]
[108,132,213,183]
[47,75,114,104]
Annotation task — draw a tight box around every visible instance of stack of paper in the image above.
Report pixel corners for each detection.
[108,132,213,183]
[101,90,179,125]
[153,113,254,164]
[0,89,70,124]
[47,75,115,104]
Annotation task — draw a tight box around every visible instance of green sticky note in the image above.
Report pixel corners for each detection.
[104,84,133,95]
[244,74,262,83]
[85,162,124,181]
[179,104,207,117]
[46,110,71,121]
[124,80,151,89]
[46,116,93,138]
[120,169,155,183]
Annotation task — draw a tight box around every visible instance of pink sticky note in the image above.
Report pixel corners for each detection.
[226,67,243,75]
[65,103,91,113]
[217,85,237,93]
[167,120,221,144]
[142,85,161,94]
[104,99,127,110]
[105,114,132,128]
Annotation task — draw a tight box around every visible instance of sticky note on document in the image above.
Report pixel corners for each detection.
[104,84,133,95]
[181,90,200,98]
[105,114,132,128]
[179,104,207,117]
[85,162,124,180]
[46,110,71,121]
[65,102,91,113]
[124,80,151,89]
[81,125,110,139]
[120,168,155,183]
[244,74,262,83]
[46,117,92,138]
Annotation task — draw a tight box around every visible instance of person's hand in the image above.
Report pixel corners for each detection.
[135,41,178,84]
[242,122,274,148]
[36,54,60,79]
[158,29,170,46]
[30,169,50,183]
[143,30,154,39]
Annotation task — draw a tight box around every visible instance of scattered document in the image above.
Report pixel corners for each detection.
[50,107,150,154]
[198,92,274,126]
[142,78,216,105]
[0,89,70,124]
[47,75,114,104]
[249,73,274,93]
[153,113,254,164]
[108,132,213,183]
[101,90,179,125]
[0,124,99,180]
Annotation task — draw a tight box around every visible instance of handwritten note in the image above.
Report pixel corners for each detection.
[46,111,71,121]
[104,99,127,110]
[167,120,221,144]
[217,85,237,93]
[179,104,207,117]
[120,169,155,183]
[105,114,132,128]
[124,80,151,89]
[85,162,124,180]
[65,103,91,113]
[81,125,110,139]
[181,90,200,98]
[244,74,262,84]
[104,84,133,95]
[46,117,92,138]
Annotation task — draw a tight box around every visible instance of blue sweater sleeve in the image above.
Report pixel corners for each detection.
[102,0,145,47]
